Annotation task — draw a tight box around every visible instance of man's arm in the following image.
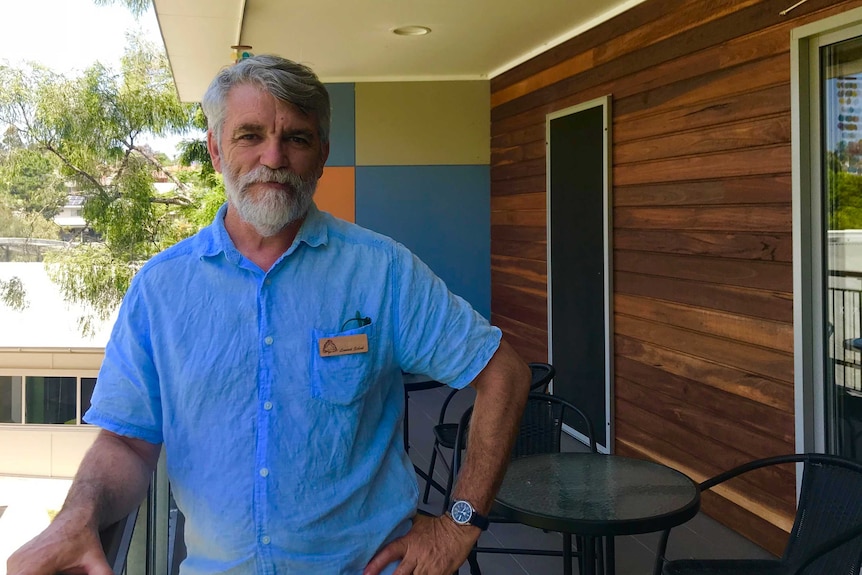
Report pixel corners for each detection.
[365,338,531,575]
[7,429,161,575]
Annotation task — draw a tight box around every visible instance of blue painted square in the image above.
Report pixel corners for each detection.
[325,83,355,166]
[355,165,491,318]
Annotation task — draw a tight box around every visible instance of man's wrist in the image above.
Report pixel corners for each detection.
[447,499,490,531]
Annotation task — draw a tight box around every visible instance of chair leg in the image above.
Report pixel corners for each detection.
[467,548,482,575]
[443,451,457,510]
[422,443,439,503]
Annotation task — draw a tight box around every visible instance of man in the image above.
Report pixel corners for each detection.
[7,55,530,575]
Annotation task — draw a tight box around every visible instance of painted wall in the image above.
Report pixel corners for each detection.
[316,81,492,318]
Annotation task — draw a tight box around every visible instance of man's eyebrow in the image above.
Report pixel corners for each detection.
[230,123,264,138]
[284,128,316,138]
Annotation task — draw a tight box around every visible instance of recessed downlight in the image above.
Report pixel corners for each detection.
[393,25,431,36]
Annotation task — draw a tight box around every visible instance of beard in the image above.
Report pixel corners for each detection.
[223,163,319,237]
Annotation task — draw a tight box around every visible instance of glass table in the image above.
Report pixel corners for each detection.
[494,452,701,575]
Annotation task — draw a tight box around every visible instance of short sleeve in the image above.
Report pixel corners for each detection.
[393,246,501,388]
[84,277,163,444]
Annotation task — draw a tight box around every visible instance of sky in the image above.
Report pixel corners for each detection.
[0,0,189,154]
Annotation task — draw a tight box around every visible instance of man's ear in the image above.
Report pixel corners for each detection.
[207,130,223,174]
[317,141,330,179]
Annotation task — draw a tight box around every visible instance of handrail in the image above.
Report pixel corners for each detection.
[100,508,138,574]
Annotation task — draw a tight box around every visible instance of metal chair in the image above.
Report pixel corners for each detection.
[449,391,597,575]
[100,507,139,574]
[653,453,862,575]
[420,362,555,504]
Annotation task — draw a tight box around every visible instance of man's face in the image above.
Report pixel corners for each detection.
[207,83,330,237]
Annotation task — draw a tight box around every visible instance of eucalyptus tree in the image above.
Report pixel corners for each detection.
[0,34,217,333]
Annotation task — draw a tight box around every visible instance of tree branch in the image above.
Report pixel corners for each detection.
[41,142,106,194]
[128,142,189,194]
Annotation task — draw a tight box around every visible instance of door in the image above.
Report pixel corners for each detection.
[547,96,613,453]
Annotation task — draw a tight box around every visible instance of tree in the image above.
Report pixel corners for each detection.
[0,31,217,334]
[93,0,151,17]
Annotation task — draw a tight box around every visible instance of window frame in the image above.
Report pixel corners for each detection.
[792,7,862,455]
[0,370,100,426]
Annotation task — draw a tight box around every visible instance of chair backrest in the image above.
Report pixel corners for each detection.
[453,392,597,478]
[783,454,862,574]
[528,362,556,392]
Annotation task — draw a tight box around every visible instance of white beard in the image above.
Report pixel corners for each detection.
[223,164,319,237]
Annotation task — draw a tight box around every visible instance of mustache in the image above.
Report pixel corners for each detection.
[237,166,310,189]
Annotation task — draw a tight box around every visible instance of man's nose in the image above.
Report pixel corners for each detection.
[259,138,289,170]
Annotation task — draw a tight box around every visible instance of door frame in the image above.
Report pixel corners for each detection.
[792,7,862,455]
[546,95,614,453]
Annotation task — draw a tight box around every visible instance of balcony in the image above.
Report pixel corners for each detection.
[0,385,775,575]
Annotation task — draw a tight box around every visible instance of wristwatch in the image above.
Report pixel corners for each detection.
[448,499,490,530]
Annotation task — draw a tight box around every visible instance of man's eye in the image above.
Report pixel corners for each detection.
[237,134,258,141]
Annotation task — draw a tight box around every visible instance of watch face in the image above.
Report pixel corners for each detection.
[451,500,473,524]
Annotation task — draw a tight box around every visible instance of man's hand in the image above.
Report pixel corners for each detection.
[6,511,112,575]
[364,513,480,575]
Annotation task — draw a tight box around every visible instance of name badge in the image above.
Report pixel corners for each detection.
[318,334,369,357]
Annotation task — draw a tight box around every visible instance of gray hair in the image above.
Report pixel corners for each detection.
[201,54,331,145]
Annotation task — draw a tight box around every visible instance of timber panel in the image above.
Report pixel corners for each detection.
[490,0,862,552]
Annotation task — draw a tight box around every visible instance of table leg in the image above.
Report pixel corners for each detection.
[582,535,596,575]
[563,532,573,575]
[605,536,615,575]
[403,390,410,452]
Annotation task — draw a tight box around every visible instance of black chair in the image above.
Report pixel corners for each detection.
[420,362,555,504]
[100,507,139,574]
[449,391,597,575]
[653,453,862,575]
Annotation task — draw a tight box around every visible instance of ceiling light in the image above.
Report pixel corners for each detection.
[393,26,431,36]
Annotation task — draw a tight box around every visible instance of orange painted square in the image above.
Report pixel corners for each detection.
[315,166,355,222]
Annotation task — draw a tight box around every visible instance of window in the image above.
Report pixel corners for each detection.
[0,376,23,423]
[0,374,98,425]
[81,377,97,424]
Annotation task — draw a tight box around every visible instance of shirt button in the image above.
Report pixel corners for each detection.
[264,401,273,410]
[264,279,272,286]
[259,468,269,477]
[264,336,273,345]
[261,535,271,545]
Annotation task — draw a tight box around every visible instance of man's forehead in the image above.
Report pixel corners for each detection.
[226,84,312,119]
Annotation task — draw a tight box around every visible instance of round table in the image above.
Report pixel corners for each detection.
[494,452,700,575]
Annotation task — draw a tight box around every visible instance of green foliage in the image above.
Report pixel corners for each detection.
[92,0,151,17]
[828,169,862,230]
[0,276,27,311]
[0,22,220,328]
[44,245,137,337]
[0,205,61,242]
[0,147,66,217]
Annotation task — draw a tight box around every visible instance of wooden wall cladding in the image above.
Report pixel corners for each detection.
[490,0,862,555]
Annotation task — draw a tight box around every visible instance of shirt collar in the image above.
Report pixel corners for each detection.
[198,202,329,263]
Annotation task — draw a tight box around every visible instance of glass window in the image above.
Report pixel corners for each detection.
[25,376,77,424]
[80,378,97,424]
[822,35,862,459]
[0,376,23,423]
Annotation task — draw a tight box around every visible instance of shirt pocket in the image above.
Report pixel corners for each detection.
[310,322,376,405]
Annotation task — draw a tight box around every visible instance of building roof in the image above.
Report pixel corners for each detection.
[0,262,115,350]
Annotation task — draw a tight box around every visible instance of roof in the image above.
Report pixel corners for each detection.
[153,0,647,102]
[0,262,115,350]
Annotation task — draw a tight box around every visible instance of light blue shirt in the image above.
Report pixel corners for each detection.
[86,203,502,575]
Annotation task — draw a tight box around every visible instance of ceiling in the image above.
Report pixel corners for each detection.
[153,0,646,103]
